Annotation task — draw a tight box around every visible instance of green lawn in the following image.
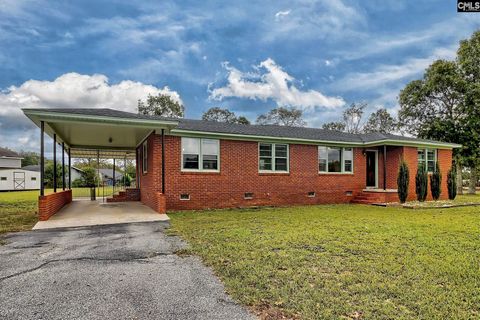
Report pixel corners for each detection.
[169,203,480,319]
[0,187,115,234]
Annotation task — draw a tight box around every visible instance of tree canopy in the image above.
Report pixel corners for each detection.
[137,94,184,118]
[202,107,250,125]
[364,108,398,134]
[256,107,306,126]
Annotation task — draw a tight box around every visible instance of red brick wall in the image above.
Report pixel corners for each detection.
[138,133,454,210]
[403,147,452,201]
[160,135,368,211]
[38,190,72,221]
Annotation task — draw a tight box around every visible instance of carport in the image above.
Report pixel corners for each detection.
[22,108,178,221]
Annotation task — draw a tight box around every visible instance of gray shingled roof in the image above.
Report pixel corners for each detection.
[23,108,454,145]
[0,147,20,158]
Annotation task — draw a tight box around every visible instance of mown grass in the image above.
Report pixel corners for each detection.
[0,187,115,235]
[169,203,480,319]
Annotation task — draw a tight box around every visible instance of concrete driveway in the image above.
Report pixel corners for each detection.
[33,200,169,230]
[0,222,254,320]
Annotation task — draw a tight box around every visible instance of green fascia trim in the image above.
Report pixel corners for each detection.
[170,129,460,149]
[170,129,363,146]
[23,110,179,128]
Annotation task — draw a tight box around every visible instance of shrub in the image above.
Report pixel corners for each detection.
[415,164,428,202]
[447,167,457,200]
[397,159,409,203]
[71,178,84,188]
[430,162,442,201]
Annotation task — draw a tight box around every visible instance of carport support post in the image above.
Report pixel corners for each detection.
[97,150,100,196]
[40,121,45,196]
[68,148,71,189]
[124,156,126,189]
[383,145,387,190]
[113,158,116,194]
[62,142,65,191]
[53,134,57,193]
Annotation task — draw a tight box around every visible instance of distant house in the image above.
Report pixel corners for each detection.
[0,147,40,191]
[98,168,124,186]
[22,165,85,182]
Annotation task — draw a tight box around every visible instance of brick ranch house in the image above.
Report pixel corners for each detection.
[23,108,460,219]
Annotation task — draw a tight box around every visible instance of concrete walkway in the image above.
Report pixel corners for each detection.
[33,199,169,230]
[0,222,254,320]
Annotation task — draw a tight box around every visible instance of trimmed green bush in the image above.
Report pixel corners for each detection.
[430,162,442,201]
[447,167,457,200]
[416,164,428,202]
[397,160,409,203]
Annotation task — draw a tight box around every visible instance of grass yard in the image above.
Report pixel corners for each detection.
[170,203,480,319]
[0,187,115,234]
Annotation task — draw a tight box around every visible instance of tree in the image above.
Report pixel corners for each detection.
[430,162,442,201]
[202,107,251,125]
[415,165,428,202]
[321,103,374,134]
[322,121,346,132]
[399,31,480,195]
[44,161,63,188]
[363,108,398,133]
[447,167,457,200]
[19,150,40,167]
[397,159,409,203]
[137,94,184,118]
[342,103,366,134]
[256,107,306,126]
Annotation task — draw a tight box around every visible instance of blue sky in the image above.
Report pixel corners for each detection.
[0,0,479,152]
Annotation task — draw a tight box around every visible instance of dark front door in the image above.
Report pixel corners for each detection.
[366,151,376,188]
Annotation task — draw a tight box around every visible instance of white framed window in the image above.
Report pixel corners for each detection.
[318,146,354,173]
[181,137,219,171]
[258,143,289,172]
[142,141,148,173]
[418,148,437,172]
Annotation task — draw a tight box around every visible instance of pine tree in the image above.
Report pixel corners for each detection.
[447,167,457,200]
[430,162,442,201]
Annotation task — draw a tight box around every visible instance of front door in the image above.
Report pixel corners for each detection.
[365,151,377,188]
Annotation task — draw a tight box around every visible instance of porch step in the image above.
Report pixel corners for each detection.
[351,190,399,205]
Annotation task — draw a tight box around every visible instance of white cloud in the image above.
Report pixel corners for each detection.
[274,10,291,21]
[0,73,182,151]
[210,58,345,110]
[333,46,457,92]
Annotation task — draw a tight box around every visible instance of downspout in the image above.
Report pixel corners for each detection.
[383,145,387,190]
[161,129,165,194]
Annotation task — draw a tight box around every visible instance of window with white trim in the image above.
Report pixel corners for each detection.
[259,143,289,172]
[318,146,354,173]
[418,148,437,172]
[142,141,148,173]
[181,137,219,171]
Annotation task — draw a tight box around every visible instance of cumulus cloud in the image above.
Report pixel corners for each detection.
[210,58,345,110]
[0,72,182,151]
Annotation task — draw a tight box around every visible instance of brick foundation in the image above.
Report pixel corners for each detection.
[38,190,72,221]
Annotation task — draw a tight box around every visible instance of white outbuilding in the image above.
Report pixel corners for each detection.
[0,147,40,191]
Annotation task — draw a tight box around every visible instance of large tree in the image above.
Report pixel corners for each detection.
[137,94,184,118]
[363,108,398,134]
[399,30,480,194]
[322,121,346,132]
[202,107,250,125]
[256,107,306,126]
